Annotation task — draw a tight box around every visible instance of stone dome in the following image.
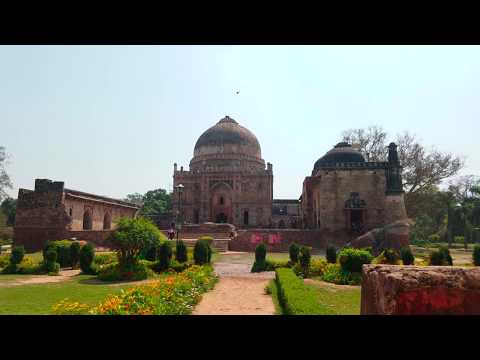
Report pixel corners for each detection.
[190,116,265,172]
[313,142,365,173]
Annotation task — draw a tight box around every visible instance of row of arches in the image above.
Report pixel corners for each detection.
[82,209,111,230]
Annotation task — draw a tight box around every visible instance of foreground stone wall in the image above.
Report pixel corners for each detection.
[361,265,480,315]
[229,229,348,252]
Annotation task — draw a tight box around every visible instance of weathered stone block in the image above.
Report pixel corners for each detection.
[361,264,480,315]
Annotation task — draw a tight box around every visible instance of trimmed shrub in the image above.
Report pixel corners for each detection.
[194,239,211,265]
[299,246,311,276]
[429,234,441,243]
[454,236,465,244]
[70,241,81,269]
[144,245,158,262]
[289,242,300,263]
[94,253,117,266]
[326,245,337,264]
[265,259,290,271]
[175,240,188,263]
[52,240,73,267]
[11,245,25,265]
[401,246,415,265]
[321,263,362,285]
[374,248,400,265]
[310,258,328,277]
[98,261,153,282]
[79,243,96,274]
[251,243,267,272]
[275,268,326,315]
[0,254,9,269]
[429,246,453,266]
[473,244,480,266]
[17,257,44,275]
[157,242,173,271]
[338,247,373,273]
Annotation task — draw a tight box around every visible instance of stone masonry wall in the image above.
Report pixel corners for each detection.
[229,229,349,252]
[361,265,480,315]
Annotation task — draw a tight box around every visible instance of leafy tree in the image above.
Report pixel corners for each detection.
[0,147,12,202]
[341,127,464,197]
[108,217,164,267]
[0,197,16,226]
[124,189,172,216]
[141,189,172,216]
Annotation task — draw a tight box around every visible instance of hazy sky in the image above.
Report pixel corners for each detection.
[1,45,479,200]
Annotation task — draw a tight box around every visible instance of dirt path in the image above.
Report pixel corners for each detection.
[193,254,276,315]
[0,269,81,287]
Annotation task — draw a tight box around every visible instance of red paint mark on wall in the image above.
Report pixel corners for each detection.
[250,233,263,245]
[395,287,480,315]
[268,234,281,244]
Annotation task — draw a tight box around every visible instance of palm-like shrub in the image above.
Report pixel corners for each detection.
[251,243,267,272]
[473,244,480,266]
[429,246,453,266]
[326,245,337,264]
[70,241,81,269]
[158,242,173,271]
[79,243,96,274]
[289,242,300,263]
[400,246,415,265]
[175,240,188,263]
[194,239,211,265]
[11,245,25,265]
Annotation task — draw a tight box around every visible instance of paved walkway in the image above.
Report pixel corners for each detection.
[0,269,81,287]
[193,253,276,315]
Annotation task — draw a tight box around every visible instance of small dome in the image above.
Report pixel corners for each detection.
[193,116,261,159]
[313,142,365,173]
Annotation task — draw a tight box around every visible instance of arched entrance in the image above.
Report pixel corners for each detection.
[344,192,367,234]
[216,212,228,223]
[210,182,233,224]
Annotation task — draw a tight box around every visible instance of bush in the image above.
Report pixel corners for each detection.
[321,263,362,285]
[326,245,337,264]
[401,246,415,265]
[289,242,300,263]
[45,248,57,263]
[473,244,480,266]
[429,234,441,243]
[175,240,188,263]
[0,254,9,269]
[374,248,400,265]
[265,259,290,271]
[109,217,164,267]
[275,268,326,315]
[194,239,211,265]
[11,245,25,265]
[70,241,81,269]
[97,261,153,282]
[198,236,213,245]
[309,258,328,277]
[429,246,453,266]
[454,236,465,244]
[157,242,173,271]
[338,247,373,273]
[299,246,311,276]
[143,245,158,262]
[93,253,117,266]
[17,258,45,275]
[251,243,267,272]
[80,243,96,274]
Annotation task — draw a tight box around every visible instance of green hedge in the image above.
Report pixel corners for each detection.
[275,268,324,315]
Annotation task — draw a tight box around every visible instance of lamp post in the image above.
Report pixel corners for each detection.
[175,184,184,242]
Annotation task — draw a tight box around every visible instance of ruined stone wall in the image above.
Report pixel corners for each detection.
[312,169,387,231]
[63,197,137,231]
[361,265,480,315]
[229,229,349,252]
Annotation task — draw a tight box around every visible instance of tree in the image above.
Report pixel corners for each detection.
[124,193,144,207]
[341,127,464,198]
[0,147,12,201]
[0,197,16,226]
[109,217,164,267]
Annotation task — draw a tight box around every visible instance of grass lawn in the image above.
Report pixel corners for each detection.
[304,280,361,315]
[0,274,156,315]
[217,252,325,264]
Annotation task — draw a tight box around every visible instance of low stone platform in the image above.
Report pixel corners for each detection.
[361,265,480,315]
